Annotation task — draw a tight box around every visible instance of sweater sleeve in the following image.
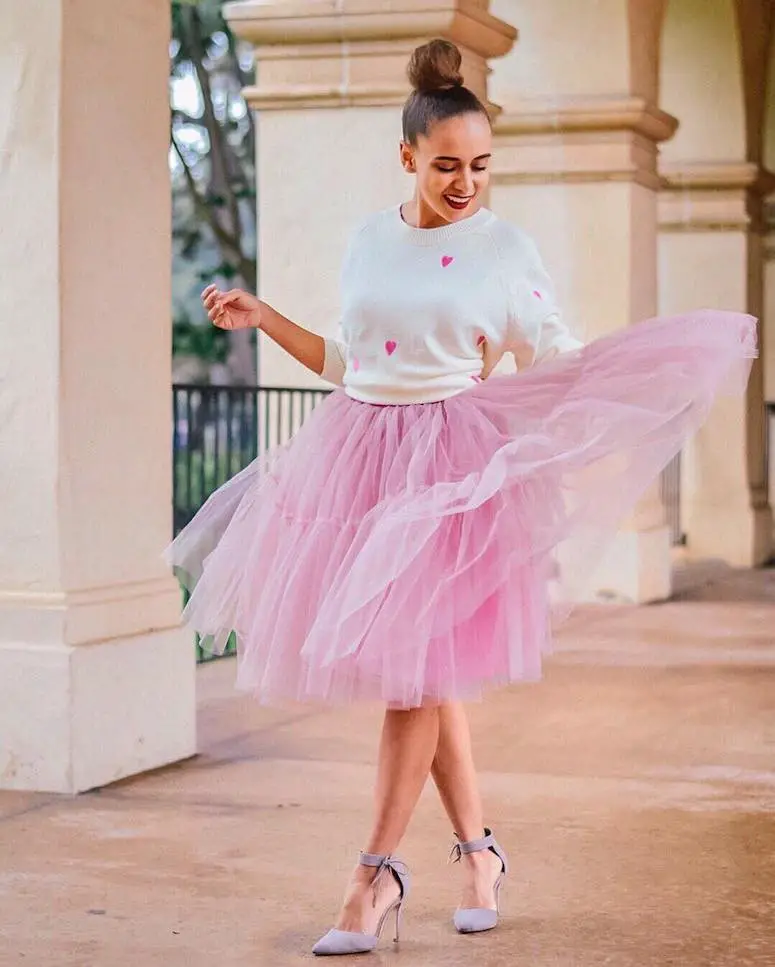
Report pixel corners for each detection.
[320,333,347,386]
[319,219,370,386]
[504,233,583,366]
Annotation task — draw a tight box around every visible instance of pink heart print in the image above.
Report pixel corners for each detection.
[441,255,454,268]
[532,289,543,300]
[476,335,485,347]
[385,340,398,356]
[352,357,360,372]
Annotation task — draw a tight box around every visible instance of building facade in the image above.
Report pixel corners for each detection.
[0,0,772,792]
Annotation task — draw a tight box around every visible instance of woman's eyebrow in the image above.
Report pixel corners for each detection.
[434,153,492,162]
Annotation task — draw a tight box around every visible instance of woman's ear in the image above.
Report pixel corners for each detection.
[399,141,416,173]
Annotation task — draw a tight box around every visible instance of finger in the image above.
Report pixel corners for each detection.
[201,284,218,301]
[203,291,220,310]
[220,289,246,306]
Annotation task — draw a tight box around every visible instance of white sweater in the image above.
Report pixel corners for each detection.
[321,205,582,405]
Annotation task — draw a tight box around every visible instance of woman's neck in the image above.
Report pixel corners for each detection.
[401,196,481,230]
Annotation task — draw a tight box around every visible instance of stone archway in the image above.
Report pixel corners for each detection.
[657,0,773,566]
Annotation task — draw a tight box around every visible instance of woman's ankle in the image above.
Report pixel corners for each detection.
[454,826,486,844]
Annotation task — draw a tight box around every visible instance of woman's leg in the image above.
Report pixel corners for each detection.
[431,702,503,910]
[334,706,440,932]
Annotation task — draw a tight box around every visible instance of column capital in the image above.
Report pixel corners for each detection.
[225,0,516,110]
[496,96,678,142]
[492,96,678,191]
[659,161,775,232]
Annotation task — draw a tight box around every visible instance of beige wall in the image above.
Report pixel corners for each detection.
[660,0,745,163]
[0,1,63,590]
[490,0,631,101]
[1,0,173,601]
[0,0,195,793]
[491,180,660,343]
[258,109,409,387]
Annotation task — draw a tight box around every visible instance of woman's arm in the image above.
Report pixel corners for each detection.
[201,285,346,384]
[258,301,327,377]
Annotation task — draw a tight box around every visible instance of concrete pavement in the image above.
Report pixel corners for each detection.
[2,561,774,966]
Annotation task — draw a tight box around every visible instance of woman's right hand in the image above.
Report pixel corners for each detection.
[201,284,262,331]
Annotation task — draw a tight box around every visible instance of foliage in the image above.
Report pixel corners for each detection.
[170,0,257,383]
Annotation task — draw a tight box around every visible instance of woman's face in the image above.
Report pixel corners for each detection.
[401,112,492,227]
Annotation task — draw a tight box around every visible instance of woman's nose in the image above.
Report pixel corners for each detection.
[456,169,475,195]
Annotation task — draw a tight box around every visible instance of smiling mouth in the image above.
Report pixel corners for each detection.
[444,194,474,211]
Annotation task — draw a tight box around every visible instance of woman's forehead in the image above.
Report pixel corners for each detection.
[417,114,492,156]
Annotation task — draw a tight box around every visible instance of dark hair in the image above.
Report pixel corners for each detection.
[402,40,490,145]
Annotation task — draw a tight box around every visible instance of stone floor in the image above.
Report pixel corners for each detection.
[2,562,775,966]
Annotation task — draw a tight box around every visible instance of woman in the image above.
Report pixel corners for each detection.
[167,40,756,956]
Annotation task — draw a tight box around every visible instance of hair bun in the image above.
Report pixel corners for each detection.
[407,39,464,94]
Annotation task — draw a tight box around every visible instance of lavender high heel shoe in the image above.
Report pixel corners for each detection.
[312,852,411,956]
[450,828,508,934]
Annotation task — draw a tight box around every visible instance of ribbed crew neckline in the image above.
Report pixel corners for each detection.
[394,204,495,246]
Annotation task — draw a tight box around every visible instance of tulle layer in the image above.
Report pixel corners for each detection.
[165,310,757,707]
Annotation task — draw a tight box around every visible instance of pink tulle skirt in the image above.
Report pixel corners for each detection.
[166,311,757,707]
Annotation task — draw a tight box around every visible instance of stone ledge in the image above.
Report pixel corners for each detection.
[226,0,516,57]
[241,83,408,110]
[0,575,182,647]
[659,162,775,232]
[491,97,677,190]
[495,96,678,144]
[227,0,515,109]
[660,160,775,193]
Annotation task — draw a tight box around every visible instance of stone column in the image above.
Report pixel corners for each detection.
[659,164,773,566]
[225,0,516,388]
[656,0,773,566]
[0,0,196,793]
[488,0,676,603]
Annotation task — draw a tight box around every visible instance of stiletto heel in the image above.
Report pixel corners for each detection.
[312,852,411,956]
[449,827,508,934]
[393,901,403,942]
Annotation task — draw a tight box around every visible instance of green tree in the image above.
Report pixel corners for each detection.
[170,0,257,384]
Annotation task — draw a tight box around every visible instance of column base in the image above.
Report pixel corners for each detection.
[686,501,773,568]
[0,629,196,794]
[583,525,673,605]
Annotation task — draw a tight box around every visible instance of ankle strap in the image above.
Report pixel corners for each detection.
[359,852,408,876]
[358,852,411,898]
[449,827,508,874]
[457,828,494,855]
[359,851,388,868]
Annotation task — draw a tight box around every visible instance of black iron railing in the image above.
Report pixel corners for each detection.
[172,384,331,536]
[661,452,684,546]
[172,384,331,660]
